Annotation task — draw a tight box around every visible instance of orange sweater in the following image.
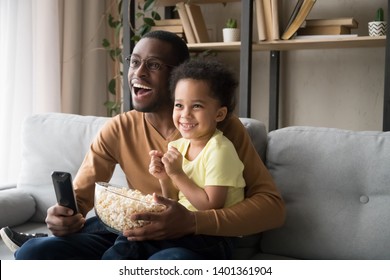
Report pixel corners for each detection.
[74,111,285,236]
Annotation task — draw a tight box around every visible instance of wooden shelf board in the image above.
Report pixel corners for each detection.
[188,36,386,52]
[153,0,239,6]
[188,42,241,52]
[255,36,386,51]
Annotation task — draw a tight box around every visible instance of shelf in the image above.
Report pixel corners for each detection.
[187,36,386,52]
[188,42,241,52]
[254,36,386,51]
[153,0,239,6]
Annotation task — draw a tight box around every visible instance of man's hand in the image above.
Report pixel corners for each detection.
[123,194,196,241]
[45,204,85,236]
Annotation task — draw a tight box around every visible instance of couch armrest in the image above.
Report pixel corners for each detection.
[0,189,36,228]
[0,184,16,191]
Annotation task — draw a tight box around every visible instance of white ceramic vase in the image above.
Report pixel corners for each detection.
[222,28,240,42]
[368,21,387,36]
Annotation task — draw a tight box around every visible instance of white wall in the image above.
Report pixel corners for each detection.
[202,0,387,131]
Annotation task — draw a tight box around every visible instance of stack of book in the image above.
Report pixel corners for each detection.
[175,2,209,44]
[151,19,185,39]
[297,17,359,36]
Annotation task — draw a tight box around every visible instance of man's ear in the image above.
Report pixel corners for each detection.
[216,107,228,122]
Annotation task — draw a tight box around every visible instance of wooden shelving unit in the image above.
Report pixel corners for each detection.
[123,0,389,131]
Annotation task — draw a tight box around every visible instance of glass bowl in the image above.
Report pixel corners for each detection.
[94,182,165,234]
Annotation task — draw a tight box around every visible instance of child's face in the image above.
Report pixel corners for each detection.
[173,79,227,142]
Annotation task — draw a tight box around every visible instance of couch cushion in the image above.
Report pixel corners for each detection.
[17,113,126,222]
[263,126,390,259]
[0,188,35,227]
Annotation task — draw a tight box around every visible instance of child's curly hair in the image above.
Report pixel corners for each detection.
[169,59,239,114]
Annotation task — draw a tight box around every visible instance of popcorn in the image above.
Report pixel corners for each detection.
[94,182,165,232]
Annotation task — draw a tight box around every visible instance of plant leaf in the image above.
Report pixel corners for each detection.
[109,49,116,61]
[115,24,122,38]
[131,34,141,42]
[152,11,161,20]
[135,12,143,19]
[143,17,155,26]
[108,14,118,28]
[144,0,155,11]
[108,79,116,95]
[139,24,151,36]
[114,47,122,57]
[151,11,161,20]
[104,100,121,116]
[102,38,110,48]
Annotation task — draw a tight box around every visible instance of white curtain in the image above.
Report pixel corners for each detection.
[0,0,115,186]
[0,0,61,185]
[60,0,109,116]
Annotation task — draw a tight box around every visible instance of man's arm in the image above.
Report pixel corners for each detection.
[73,118,120,217]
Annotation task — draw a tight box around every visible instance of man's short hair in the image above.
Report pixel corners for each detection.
[142,30,190,65]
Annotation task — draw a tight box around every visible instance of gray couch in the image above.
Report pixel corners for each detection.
[1,113,390,260]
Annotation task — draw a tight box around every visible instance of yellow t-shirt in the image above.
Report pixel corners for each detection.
[169,130,245,211]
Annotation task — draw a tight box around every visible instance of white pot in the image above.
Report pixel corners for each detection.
[222,28,240,42]
[368,21,387,36]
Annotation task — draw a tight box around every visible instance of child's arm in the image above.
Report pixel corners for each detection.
[171,173,228,210]
[159,178,179,200]
[162,147,228,210]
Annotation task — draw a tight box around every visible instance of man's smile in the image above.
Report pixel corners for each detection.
[132,82,152,97]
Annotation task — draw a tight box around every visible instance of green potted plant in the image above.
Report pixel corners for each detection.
[223,18,240,42]
[368,8,387,36]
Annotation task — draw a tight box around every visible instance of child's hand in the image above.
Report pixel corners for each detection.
[149,150,168,180]
[161,146,184,177]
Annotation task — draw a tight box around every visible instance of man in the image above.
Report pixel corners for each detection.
[10,31,285,259]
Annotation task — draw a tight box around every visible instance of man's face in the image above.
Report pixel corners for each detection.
[127,38,175,112]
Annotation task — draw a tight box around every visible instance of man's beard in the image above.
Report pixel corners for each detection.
[131,96,164,113]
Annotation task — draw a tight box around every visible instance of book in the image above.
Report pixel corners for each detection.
[185,3,210,43]
[284,0,304,31]
[281,0,317,40]
[304,17,358,28]
[297,25,352,36]
[175,2,196,44]
[255,0,267,41]
[154,19,182,26]
[294,34,358,39]
[261,0,280,41]
[262,0,273,40]
[176,2,196,44]
[150,25,183,34]
[270,0,280,40]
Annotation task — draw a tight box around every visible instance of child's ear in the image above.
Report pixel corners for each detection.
[216,107,228,122]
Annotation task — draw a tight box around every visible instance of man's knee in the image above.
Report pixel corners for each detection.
[15,237,53,260]
[149,247,203,260]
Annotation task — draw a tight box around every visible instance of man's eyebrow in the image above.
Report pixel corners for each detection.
[131,54,164,60]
